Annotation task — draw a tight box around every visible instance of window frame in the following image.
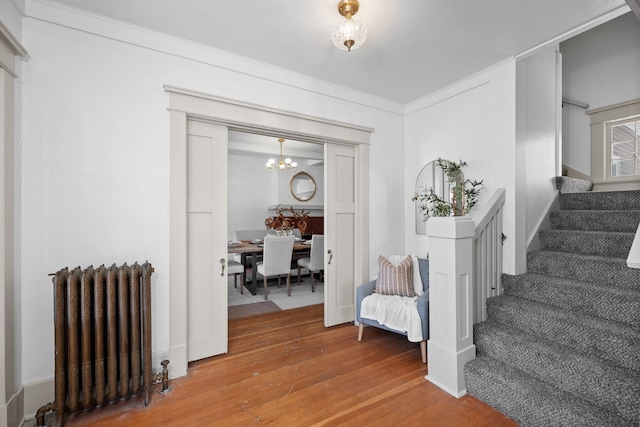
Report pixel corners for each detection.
[607,116,640,179]
[588,99,640,189]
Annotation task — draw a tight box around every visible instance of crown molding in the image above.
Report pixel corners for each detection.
[0,19,28,57]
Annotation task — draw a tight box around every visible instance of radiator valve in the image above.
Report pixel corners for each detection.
[153,359,172,394]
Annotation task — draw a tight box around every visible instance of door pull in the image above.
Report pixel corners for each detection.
[220,258,225,276]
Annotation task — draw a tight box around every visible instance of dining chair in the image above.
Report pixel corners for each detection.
[296,235,324,292]
[256,235,295,300]
[227,257,245,294]
[266,228,302,238]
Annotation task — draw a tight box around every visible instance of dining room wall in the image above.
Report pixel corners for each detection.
[227,151,278,239]
[227,153,325,240]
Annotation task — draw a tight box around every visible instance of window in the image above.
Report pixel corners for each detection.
[610,117,640,178]
[588,100,640,189]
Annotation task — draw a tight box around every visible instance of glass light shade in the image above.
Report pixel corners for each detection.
[332,17,367,51]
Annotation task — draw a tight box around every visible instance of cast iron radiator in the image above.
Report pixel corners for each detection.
[37,262,154,426]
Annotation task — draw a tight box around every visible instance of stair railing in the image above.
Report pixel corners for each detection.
[472,188,506,323]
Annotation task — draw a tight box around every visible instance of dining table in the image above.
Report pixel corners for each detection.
[227,239,311,295]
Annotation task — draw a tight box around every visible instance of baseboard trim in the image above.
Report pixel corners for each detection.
[1,385,25,427]
[527,190,559,251]
[22,377,54,423]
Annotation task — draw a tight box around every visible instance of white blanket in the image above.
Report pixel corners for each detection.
[360,293,423,342]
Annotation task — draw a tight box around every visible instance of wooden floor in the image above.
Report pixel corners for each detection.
[63,304,518,426]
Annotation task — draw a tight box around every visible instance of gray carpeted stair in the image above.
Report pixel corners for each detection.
[550,210,640,232]
[503,273,640,328]
[538,229,634,258]
[527,251,640,291]
[465,357,634,427]
[464,188,640,426]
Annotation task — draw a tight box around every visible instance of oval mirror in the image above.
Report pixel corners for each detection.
[290,172,316,202]
[414,159,452,235]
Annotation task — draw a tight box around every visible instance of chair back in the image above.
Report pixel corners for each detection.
[234,229,267,241]
[266,228,302,238]
[308,235,325,271]
[262,235,295,276]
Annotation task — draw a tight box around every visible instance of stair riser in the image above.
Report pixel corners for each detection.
[539,230,633,258]
[550,210,640,233]
[560,190,640,210]
[504,275,640,328]
[486,296,640,373]
[526,251,640,291]
[474,322,640,421]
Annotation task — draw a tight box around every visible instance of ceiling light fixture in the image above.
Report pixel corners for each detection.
[331,0,367,52]
[266,138,297,172]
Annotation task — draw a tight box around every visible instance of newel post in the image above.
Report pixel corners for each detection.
[425,216,475,397]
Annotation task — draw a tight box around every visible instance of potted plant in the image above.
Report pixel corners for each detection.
[412,158,484,221]
[265,206,310,236]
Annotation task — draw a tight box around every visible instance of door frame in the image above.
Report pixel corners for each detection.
[166,85,372,378]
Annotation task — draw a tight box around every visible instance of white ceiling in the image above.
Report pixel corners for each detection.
[48,0,628,104]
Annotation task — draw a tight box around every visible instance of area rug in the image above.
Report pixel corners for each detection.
[228,300,281,319]
[228,275,324,317]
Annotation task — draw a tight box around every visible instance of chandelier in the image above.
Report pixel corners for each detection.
[331,0,367,52]
[266,138,297,172]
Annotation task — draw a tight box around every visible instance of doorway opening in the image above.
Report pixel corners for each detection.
[167,85,371,377]
[227,130,326,320]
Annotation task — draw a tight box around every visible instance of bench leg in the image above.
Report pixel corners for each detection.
[357,323,364,342]
[420,340,427,364]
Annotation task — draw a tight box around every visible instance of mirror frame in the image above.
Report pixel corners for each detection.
[290,171,317,202]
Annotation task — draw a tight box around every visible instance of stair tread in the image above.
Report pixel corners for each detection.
[539,229,634,258]
[527,250,640,291]
[486,294,640,372]
[505,272,640,327]
[560,190,640,210]
[465,356,636,427]
[474,320,640,421]
[550,209,640,232]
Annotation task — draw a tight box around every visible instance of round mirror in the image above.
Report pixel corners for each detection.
[290,172,316,202]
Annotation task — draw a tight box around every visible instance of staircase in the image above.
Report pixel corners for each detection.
[464,189,640,426]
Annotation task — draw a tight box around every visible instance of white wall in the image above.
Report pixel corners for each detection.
[561,12,640,175]
[227,152,278,238]
[404,61,519,274]
[516,47,561,253]
[20,1,404,388]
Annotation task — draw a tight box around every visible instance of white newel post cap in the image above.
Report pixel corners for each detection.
[425,216,475,239]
